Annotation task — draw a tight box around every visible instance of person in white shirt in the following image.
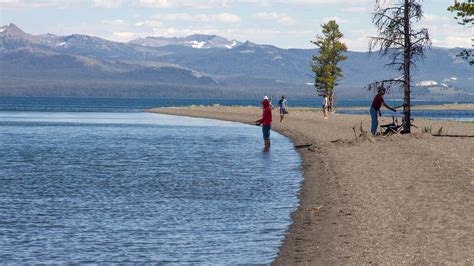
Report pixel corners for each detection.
[322,94,328,120]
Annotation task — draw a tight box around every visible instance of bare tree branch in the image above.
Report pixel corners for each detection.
[368,0,431,133]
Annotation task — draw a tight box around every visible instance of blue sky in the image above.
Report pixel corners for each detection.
[1,0,472,51]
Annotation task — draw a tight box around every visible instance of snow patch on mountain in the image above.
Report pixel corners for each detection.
[443,77,458,82]
[239,49,255,54]
[0,23,12,33]
[130,34,241,49]
[190,40,206,48]
[226,40,238,49]
[416,80,438,86]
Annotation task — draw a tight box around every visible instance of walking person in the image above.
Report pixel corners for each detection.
[370,88,396,135]
[255,97,273,151]
[322,93,329,119]
[278,95,288,123]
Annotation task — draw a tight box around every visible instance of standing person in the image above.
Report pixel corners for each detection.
[322,93,329,119]
[278,95,288,123]
[255,97,273,151]
[370,88,396,135]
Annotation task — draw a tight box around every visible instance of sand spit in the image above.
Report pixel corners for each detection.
[148,106,473,264]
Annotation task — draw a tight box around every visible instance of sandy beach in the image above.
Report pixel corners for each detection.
[148,106,473,264]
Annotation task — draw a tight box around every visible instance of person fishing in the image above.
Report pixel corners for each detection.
[255,96,273,151]
[370,87,396,135]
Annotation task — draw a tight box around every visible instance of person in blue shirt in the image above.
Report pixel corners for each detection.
[278,95,288,123]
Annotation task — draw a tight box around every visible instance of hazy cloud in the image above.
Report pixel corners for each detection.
[137,0,229,9]
[341,6,371,13]
[136,0,373,9]
[150,12,241,23]
[135,20,164,28]
[92,0,122,8]
[0,0,82,10]
[322,16,352,24]
[427,23,473,48]
[101,19,127,26]
[254,12,297,25]
[110,31,136,41]
[214,13,241,23]
[2,0,470,50]
[346,28,376,51]
[422,13,449,23]
[0,0,379,11]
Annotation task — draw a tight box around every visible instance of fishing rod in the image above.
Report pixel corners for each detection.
[394,103,412,109]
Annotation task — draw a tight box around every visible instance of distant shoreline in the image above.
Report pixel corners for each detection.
[338,103,474,111]
[290,103,474,111]
[1,96,473,113]
[148,106,474,264]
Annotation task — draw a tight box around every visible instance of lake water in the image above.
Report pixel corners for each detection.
[1,97,472,122]
[336,109,474,122]
[0,96,472,263]
[0,111,303,264]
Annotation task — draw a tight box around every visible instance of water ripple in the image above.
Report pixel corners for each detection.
[0,112,302,264]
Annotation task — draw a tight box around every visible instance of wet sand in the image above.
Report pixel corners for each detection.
[148,106,474,264]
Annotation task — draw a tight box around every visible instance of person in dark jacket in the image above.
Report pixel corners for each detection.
[370,88,396,135]
[255,97,273,151]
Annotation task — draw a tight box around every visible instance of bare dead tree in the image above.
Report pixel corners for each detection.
[367,0,431,133]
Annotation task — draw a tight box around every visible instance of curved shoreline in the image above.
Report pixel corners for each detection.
[148,106,474,264]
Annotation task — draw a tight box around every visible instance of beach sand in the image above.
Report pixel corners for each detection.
[148,106,474,264]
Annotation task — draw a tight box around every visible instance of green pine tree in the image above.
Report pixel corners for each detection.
[448,0,473,65]
[311,20,348,112]
[448,0,474,26]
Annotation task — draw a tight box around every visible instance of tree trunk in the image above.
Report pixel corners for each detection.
[329,90,335,112]
[402,0,411,133]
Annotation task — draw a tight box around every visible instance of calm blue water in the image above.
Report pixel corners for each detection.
[0,111,303,264]
[1,96,471,263]
[1,96,472,113]
[0,97,319,112]
[336,100,473,122]
[336,108,474,122]
[0,97,472,122]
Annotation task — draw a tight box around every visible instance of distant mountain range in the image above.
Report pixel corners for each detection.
[130,34,241,49]
[1,23,473,100]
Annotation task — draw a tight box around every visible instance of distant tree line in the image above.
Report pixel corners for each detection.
[0,79,315,100]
